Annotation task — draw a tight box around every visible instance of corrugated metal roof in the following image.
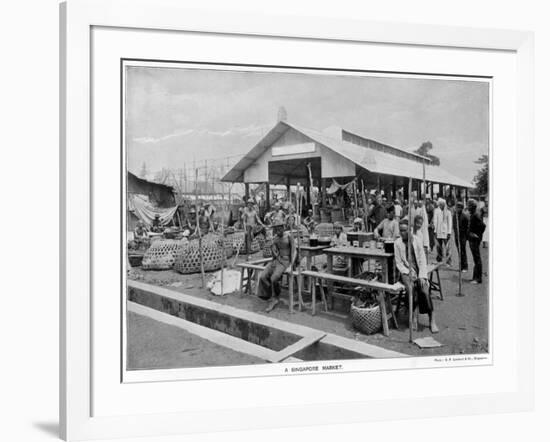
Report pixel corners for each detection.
[221,121,473,188]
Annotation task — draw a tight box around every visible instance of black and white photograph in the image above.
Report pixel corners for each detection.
[124,62,490,373]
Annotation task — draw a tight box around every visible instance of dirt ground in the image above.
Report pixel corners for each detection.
[127,241,489,365]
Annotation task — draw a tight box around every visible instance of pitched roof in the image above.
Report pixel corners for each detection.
[221,121,473,188]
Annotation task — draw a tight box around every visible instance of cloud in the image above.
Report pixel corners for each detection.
[132,124,267,145]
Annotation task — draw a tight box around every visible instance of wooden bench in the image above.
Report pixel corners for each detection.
[237,258,272,297]
[237,258,303,312]
[299,270,402,336]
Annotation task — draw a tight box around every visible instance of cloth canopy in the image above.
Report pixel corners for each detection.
[326,178,356,195]
[128,194,178,227]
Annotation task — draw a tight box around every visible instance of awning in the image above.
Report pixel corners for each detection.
[128,194,179,227]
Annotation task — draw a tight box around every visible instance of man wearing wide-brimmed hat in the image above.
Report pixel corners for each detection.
[257,220,295,313]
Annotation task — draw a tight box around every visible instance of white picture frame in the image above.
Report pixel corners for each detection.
[60,0,534,440]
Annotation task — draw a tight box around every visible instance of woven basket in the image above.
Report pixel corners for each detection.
[350,303,382,335]
[331,209,344,223]
[314,222,334,238]
[174,234,225,274]
[239,234,260,254]
[142,239,187,270]
[224,231,245,256]
[320,209,331,223]
[223,233,237,258]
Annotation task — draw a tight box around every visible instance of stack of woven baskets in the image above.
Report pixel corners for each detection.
[314,222,334,239]
[141,238,188,270]
[174,234,225,274]
[331,208,344,223]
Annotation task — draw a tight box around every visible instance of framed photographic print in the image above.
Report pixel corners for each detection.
[60,0,534,440]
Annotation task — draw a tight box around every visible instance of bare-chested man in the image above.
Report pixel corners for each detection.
[257,221,295,312]
[242,198,265,254]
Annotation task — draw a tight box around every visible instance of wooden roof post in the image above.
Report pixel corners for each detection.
[265,182,270,212]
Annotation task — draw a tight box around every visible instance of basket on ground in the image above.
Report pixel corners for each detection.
[142,239,187,270]
[224,231,245,256]
[174,234,225,274]
[350,303,382,335]
[239,234,260,254]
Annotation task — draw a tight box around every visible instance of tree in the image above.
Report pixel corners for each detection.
[473,154,488,196]
[139,162,148,178]
[413,141,440,166]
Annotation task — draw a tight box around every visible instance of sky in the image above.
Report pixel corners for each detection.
[126,65,489,183]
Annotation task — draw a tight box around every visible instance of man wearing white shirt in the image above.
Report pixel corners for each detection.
[394,219,438,333]
[433,198,453,264]
[394,199,403,219]
[410,199,430,254]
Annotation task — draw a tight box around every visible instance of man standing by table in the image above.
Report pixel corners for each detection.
[258,221,295,313]
[368,194,387,230]
[394,219,439,333]
[373,205,400,239]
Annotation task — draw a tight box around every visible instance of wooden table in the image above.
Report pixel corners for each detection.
[299,244,330,268]
[298,244,330,295]
[324,246,394,283]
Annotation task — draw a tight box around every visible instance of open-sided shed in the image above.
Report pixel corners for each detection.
[221,120,473,211]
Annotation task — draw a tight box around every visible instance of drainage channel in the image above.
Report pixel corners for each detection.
[127,280,405,362]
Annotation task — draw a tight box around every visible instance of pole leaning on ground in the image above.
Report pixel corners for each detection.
[294,182,303,312]
[220,205,226,296]
[195,168,206,288]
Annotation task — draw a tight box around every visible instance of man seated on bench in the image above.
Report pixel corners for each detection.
[257,220,296,313]
[394,218,439,333]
